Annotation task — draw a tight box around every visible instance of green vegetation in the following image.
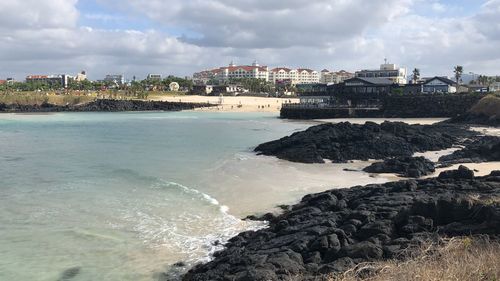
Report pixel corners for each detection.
[454,65,464,85]
[412,68,420,84]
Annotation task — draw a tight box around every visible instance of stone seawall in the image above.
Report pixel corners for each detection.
[0,99,212,113]
[281,94,485,119]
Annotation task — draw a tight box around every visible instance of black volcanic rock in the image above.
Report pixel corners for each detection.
[363,156,435,178]
[0,99,211,113]
[183,169,500,281]
[439,136,500,165]
[255,121,474,164]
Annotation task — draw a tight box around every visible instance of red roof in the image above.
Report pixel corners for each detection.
[0,80,6,85]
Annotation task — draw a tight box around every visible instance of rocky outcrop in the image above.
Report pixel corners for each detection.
[439,136,500,165]
[0,99,211,113]
[363,156,435,178]
[255,121,474,164]
[183,167,500,281]
[447,95,500,127]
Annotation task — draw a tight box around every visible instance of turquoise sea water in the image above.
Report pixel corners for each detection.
[0,112,393,280]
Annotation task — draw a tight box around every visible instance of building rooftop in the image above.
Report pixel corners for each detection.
[424,76,456,85]
[346,77,395,85]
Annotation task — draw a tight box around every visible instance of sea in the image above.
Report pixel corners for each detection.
[0,112,451,280]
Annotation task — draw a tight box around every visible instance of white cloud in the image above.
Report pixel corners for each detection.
[0,0,499,80]
[0,0,78,29]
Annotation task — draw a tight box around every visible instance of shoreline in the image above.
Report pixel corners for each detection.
[179,121,500,280]
[183,165,500,280]
[151,95,299,113]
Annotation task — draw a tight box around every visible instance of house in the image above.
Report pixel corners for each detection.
[341,77,395,94]
[422,77,457,93]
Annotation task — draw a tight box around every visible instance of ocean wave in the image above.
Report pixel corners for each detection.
[118,177,267,265]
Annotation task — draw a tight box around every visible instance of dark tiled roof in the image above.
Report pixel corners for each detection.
[424,76,456,85]
[346,77,394,85]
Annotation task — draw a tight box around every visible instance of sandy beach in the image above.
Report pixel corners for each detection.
[151,95,299,112]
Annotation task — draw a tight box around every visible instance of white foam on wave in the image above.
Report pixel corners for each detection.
[127,179,267,265]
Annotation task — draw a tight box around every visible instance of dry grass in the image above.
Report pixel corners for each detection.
[0,91,96,105]
[331,236,500,281]
[470,95,500,118]
[466,194,500,206]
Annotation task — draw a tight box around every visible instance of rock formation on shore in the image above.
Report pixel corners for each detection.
[0,99,211,113]
[363,156,435,178]
[255,121,474,164]
[183,167,500,281]
[448,95,500,127]
[439,136,500,166]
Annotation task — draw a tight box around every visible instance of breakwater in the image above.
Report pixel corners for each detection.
[0,99,212,113]
[281,93,486,119]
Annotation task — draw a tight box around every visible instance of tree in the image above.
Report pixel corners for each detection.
[412,68,420,84]
[454,65,463,85]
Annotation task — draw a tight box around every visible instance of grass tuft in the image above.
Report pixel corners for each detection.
[330,236,500,281]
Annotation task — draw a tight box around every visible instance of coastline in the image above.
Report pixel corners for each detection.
[180,120,500,281]
[0,99,213,113]
[151,95,299,113]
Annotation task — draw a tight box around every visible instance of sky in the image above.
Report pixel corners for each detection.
[0,0,499,80]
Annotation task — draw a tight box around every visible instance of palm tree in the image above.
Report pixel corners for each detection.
[412,68,420,84]
[454,66,463,85]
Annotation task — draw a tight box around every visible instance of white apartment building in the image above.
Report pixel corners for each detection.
[355,63,407,84]
[320,69,354,84]
[269,67,319,85]
[193,61,269,83]
[74,71,87,82]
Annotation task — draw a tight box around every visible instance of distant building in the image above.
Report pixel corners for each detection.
[191,84,248,95]
[193,61,269,84]
[422,77,457,93]
[462,72,481,85]
[320,69,354,84]
[269,67,320,85]
[104,74,125,86]
[26,74,70,88]
[147,74,162,81]
[355,63,407,84]
[342,77,396,94]
[491,82,500,92]
[74,71,87,82]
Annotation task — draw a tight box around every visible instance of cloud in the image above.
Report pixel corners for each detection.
[0,0,79,29]
[0,0,499,80]
[116,0,414,48]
